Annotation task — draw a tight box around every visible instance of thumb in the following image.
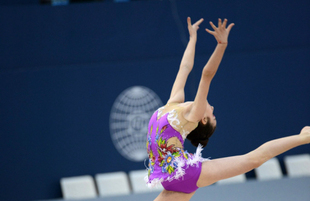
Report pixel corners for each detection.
[226,23,235,34]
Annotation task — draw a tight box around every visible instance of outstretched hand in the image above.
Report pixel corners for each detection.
[206,18,234,44]
[187,17,204,38]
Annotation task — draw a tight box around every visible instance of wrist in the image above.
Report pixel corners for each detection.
[216,43,227,49]
[299,133,310,145]
[217,41,228,45]
[189,36,197,41]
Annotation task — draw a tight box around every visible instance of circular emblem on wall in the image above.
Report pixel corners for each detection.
[109,86,163,162]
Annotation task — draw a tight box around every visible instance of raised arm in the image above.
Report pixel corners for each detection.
[167,17,204,104]
[186,18,234,122]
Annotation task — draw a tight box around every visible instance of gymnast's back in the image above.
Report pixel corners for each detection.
[145,103,202,187]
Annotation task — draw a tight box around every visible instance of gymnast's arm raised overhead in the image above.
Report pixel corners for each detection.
[167,17,203,104]
[184,18,234,124]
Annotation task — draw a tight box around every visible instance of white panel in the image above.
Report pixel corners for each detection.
[255,157,283,181]
[95,171,131,197]
[60,175,97,199]
[284,154,310,177]
[216,174,246,185]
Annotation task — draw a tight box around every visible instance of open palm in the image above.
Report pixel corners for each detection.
[206,18,234,44]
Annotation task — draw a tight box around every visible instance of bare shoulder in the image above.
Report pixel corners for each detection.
[179,102,200,123]
[154,190,195,201]
[168,101,199,126]
[164,102,196,122]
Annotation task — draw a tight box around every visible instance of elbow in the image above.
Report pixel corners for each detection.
[245,152,269,169]
[201,68,215,78]
[251,159,263,169]
[180,64,193,72]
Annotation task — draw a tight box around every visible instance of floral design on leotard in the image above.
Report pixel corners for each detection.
[167,109,190,140]
[167,109,180,127]
[147,124,170,175]
[146,108,202,187]
[146,125,153,151]
[147,149,155,176]
[147,109,192,175]
[157,137,179,174]
[157,136,191,175]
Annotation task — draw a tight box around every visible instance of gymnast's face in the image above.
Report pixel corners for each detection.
[202,101,217,126]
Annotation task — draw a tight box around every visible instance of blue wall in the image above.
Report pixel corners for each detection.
[0,0,309,201]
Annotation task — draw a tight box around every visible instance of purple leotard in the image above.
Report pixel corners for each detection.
[145,108,205,193]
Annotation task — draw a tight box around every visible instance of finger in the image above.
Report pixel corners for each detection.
[222,18,227,28]
[209,21,217,30]
[193,18,204,27]
[218,18,222,28]
[187,17,192,26]
[226,23,235,34]
[205,28,215,35]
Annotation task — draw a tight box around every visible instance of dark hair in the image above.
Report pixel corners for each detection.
[186,117,216,148]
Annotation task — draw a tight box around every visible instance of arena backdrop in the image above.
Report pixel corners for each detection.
[0,1,309,201]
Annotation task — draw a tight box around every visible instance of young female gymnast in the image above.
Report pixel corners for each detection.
[145,17,310,201]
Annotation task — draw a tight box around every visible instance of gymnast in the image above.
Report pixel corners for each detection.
[145,17,310,201]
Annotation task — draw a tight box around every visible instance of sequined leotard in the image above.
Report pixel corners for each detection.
[145,103,205,193]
